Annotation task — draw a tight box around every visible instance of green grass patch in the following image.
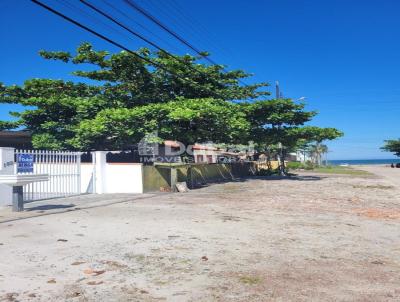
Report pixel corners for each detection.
[312,166,371,176]
[238,275,262,285]
[352,184,394,189]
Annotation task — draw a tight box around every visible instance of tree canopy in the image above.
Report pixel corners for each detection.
[0,43,342,153]
[381,139,400,157]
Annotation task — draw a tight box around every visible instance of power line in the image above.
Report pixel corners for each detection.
[145,0,218,53]
[144,0,237,69]
[123,0,249,87]
[57,0,133,40]
[79,0,218,83]
[123,0,216,64]
[31,0,196,85]
[101,0,183,54]
[31,0,260,98]
[167,0,236,59]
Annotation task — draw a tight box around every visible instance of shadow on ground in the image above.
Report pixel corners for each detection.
[274,175,325,181]
[189,174,324,190]
[26,204,76,212]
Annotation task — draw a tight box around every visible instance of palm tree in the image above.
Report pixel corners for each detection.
[309,143,328,166]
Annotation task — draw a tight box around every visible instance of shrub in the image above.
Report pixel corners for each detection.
[286,161,316,170]
[286,161,302,170]
[304,161,315,170]
[256,168,278,176]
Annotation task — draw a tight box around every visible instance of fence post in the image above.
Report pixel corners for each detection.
[93,151,107,194]
[12,186,24,212]
[77,152,81,194]
[170,167,177,192]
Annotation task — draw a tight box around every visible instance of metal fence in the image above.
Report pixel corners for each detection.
[15,149,82,202]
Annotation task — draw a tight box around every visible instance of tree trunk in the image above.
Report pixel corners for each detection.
[266,149,272,170]
[316,142,322,166]
[278,143,286,176]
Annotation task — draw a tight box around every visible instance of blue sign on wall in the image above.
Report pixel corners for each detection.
[17,154,34,173]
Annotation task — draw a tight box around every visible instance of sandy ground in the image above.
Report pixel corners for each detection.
[355,165,400,187]
[1,167,400,301]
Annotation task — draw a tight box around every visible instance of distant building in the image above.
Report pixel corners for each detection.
[0,131,32,149]
[293,151,311,163]
[192,143,250,164]
[139,140,183,164]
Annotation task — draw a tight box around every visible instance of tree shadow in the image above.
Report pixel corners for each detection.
[249,175,324,181]
[186,174,324,191]
[26,204,76,212]
[286,175,325,181]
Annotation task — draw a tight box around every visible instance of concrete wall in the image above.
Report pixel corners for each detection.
[81,163,94,194]
[142,165,171,192]
[105,164,143,193]
[92,152,143,194]
[143,162,256,192]
[188,163,254,187]
[0,148,14,206]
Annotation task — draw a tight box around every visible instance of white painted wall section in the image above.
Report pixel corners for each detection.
[91,151,143,194]
[0,148,14,206]
[104,164,143,193]
[80,163,94,194]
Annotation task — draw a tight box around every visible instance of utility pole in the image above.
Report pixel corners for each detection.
[275,81,280,99]
[275,81,285,175]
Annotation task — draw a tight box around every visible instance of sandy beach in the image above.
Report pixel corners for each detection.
[1,167,400,301]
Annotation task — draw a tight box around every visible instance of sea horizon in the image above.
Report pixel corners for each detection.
[328,159,400,165]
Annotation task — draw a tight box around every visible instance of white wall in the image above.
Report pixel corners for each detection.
[81,163,94,194]
[0,149,144,207]
[0,148,14,206]
[81,162,143,194]
[92,152,143,194]
[104,164,143,193]
[294,151,311,163]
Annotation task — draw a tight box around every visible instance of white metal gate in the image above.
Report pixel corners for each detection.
[15,149,82,202]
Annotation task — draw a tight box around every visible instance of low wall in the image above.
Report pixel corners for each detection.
[188,162,255,187]
[0,148,15,206]
[142,165,171,192]
[188,164,233,186]
[143,162,256,192]
[1,147,274,203]
[91,152,144,194]
[81,163,94,194]
[105,163,143,193]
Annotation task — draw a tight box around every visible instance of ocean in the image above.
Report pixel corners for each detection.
[328,159,400,166]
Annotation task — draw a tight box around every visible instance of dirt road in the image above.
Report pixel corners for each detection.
[1,170,400,301]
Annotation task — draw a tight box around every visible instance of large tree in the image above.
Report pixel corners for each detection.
[70,98,250,150]
[242,100,343,173]
[297,126,343,166]
[0,43,342,160]
[381,139,400,157]
[0,43,268,150]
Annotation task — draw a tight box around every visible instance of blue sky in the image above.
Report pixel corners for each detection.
[1,0,399,159]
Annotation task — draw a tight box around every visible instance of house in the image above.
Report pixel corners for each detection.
[192,143,250,164]
[139,140,183,164]
[292,151,312,163]
[0,131,32,149]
